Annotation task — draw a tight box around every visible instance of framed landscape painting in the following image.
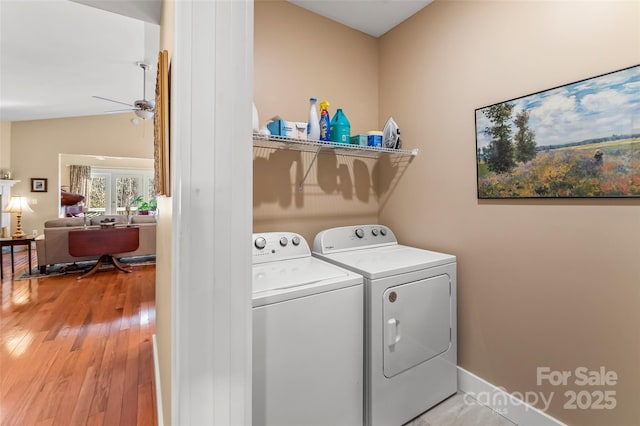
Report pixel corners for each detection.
[475,64,640,199]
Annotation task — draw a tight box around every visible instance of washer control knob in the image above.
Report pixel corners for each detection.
[292,236,301,246]
[380,228,387,236]
[355,228,364,238]
[371,228,379,236]
[279,237,288,247]
[254,237,267,250]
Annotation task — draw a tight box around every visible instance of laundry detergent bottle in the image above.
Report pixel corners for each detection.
[307,98,320,141]
[319,100,331,141]
[330,108,350,144]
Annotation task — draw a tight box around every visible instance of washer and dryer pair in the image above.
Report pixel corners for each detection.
[251,225,457,426]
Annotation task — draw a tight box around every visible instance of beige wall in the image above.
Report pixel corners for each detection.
[0,122,10,171]
[156,0,174,424]
[379,1,640,424]
[10,113,153,235]
[254,0,380,243]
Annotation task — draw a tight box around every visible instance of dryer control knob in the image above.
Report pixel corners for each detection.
[292,236,301,246]
[380,228,387,236]
[254,237,267,250]
[355,228,364,238]
[279,237,288,247]
[371,229,379,236]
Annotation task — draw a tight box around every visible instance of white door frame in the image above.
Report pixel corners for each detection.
[172,0,253,424]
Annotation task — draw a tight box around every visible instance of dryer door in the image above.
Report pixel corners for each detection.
[383,274,451,378]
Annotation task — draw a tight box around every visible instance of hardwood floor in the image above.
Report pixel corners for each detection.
[0,248,157,426]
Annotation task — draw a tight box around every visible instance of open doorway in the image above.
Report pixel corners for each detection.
[59,153,154,216]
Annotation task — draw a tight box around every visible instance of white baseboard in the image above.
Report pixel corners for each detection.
[152,334,165,426]
[457,367,567,426]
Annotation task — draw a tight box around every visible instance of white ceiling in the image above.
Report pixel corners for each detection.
[289,0,432,38]
[70,0,161,24]
[0,0,429,122]
[0,0,160,122]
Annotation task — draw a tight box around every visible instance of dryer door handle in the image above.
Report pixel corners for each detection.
[387,318,401,348]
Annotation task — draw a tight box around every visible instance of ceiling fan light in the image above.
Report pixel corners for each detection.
[135,109,154,120]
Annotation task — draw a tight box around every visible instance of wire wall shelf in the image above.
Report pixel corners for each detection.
[253,134,418,159]
[253,133,418,191]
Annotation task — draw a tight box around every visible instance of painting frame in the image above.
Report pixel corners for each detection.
[31,178,48,193]
[154,50,171,196]
[475,64,640,199]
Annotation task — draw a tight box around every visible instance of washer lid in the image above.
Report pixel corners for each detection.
[315,245,455,280]
[252,256,362,306]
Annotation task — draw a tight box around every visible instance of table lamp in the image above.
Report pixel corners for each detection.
[4,196,33,238]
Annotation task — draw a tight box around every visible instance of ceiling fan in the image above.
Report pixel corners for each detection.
[93,62,155,120]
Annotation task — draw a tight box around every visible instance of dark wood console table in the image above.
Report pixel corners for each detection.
[0,236,35,279]
[68,226,139,280]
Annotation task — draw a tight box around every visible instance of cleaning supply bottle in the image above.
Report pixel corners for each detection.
[319,100,331,141]
[330,108,350,144]
[252,102,259,133]
[307,98,320,141]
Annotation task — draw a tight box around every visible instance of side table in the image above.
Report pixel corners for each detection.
[68,226,140,280]
[0,236,35,279]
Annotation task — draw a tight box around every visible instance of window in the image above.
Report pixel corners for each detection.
[88,175,107,213]
[88,168,154,215]
[116,176,140,212]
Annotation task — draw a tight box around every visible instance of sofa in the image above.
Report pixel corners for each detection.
[35,215,157,273]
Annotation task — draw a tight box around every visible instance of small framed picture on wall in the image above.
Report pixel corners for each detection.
[31,178,48,192]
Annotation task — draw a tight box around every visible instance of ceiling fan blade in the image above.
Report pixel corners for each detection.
[93,95,134,107]
[104,108,137,113]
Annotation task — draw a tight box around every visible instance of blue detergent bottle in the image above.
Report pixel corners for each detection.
[330,108,350,144]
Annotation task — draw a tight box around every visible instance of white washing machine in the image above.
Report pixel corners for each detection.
[252,232,364,426]
[313,225,457,426]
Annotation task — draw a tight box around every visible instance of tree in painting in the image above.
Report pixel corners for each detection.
[484,102,515,173]
[514,110,537,164]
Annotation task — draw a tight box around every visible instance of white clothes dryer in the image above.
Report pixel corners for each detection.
[252,232,363,426]
[313,225,457,426]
